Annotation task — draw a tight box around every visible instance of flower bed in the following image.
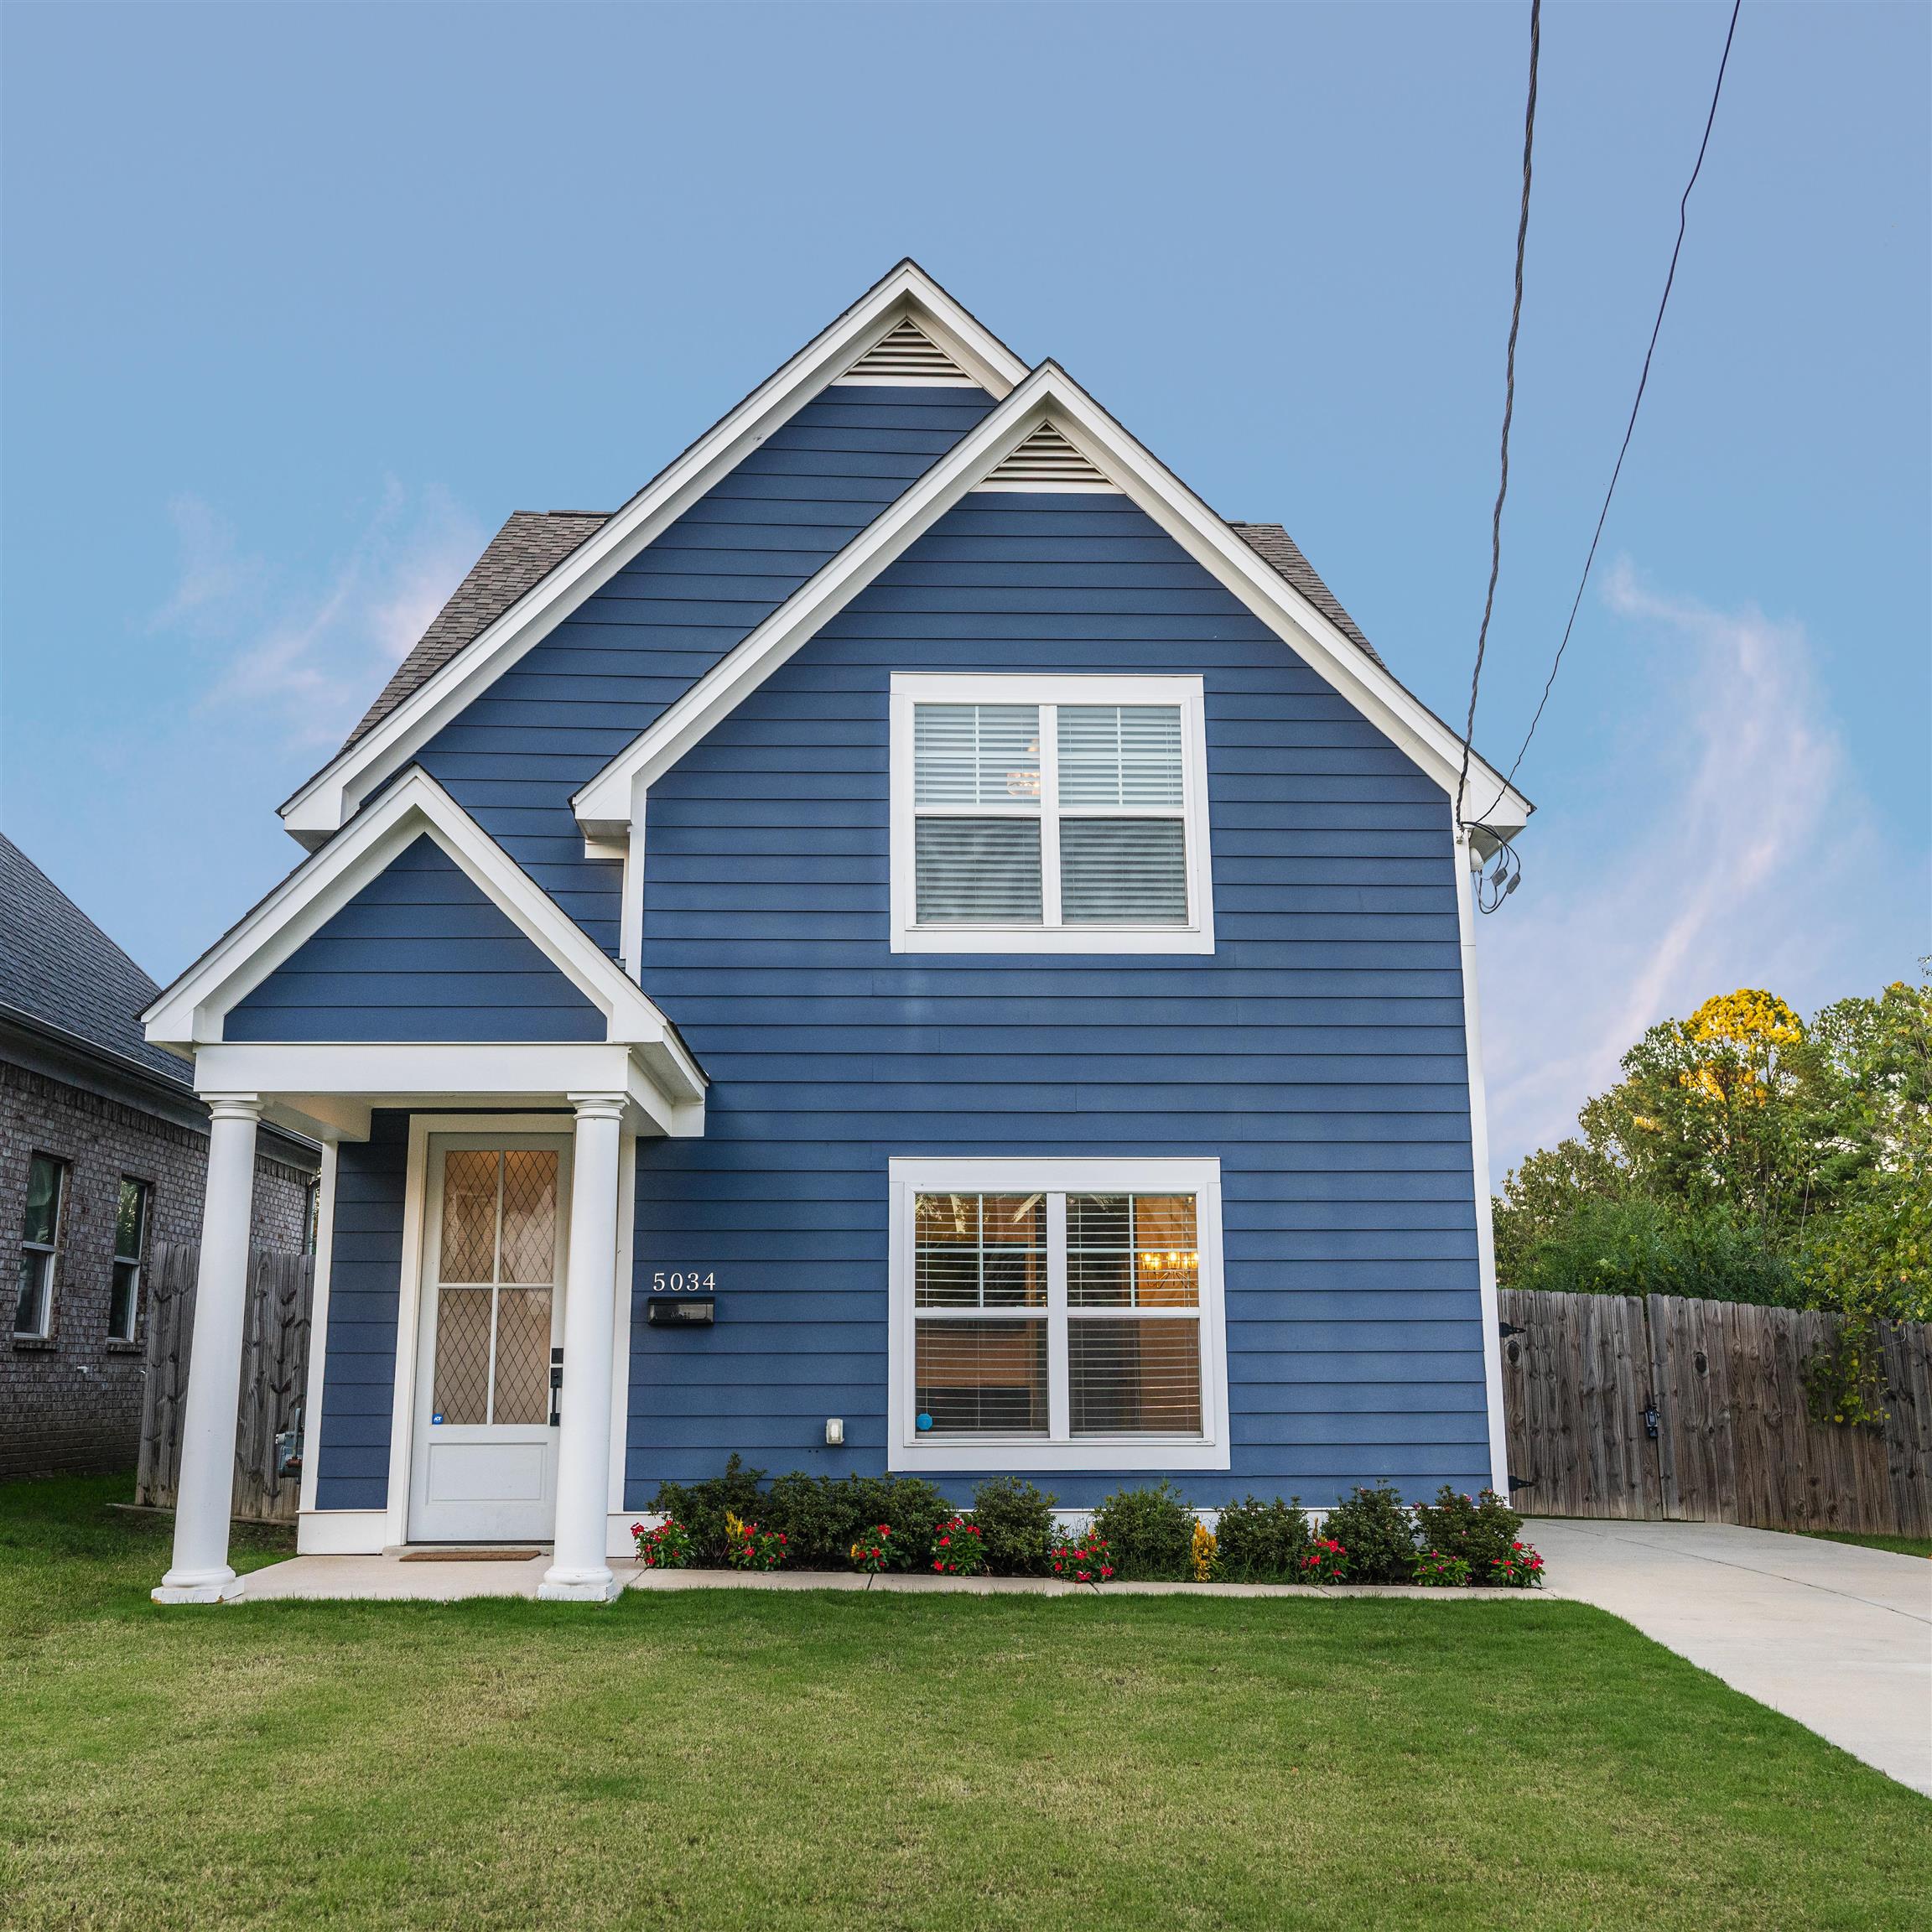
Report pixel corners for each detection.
[635,1466,1543,1591]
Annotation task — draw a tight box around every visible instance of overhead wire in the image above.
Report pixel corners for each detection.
[1454,0,1542,835]
[1463,0,1746,837]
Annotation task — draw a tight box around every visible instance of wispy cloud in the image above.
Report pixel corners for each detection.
[1478,559,1914,1183]
[158,481,486,751]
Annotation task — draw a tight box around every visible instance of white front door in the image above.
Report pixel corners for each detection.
[408,1137,570,1543]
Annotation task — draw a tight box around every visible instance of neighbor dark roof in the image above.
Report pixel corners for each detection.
[0,834,194,1088]
[334,502,1382,765]
[342,510,610,750]
[1228,522,1384,668]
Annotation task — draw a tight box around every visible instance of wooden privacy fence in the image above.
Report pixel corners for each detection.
[136,1241,314,1524]
[1499,1287,1932,1537]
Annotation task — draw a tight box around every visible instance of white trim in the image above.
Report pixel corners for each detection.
[886,1156,1229,1474]
[606,1130,637,1524]
[145,770,692,1067]
[1454,832,1511,1496]
[569,372,1531,851]
[887,673,1214,956]
[295,1140,340,1519]
[278,263,1027,845]
[295,1509,389,1555]
[388,1113,574,1549]
[183,1041,702,1141]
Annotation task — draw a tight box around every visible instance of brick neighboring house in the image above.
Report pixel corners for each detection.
[2,834,318,1479]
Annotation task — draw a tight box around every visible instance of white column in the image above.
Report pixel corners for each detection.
[541,1093,627,1602]
[153,1096,260,1604]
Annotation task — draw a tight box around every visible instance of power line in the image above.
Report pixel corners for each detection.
[1466,0,1744,832]
[1455,0,1541,834]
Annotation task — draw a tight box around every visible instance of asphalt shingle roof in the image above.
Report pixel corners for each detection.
[343,510,609,750]
[0,834,192,1087]
[334,503,1384,763]
[1228,522,1385,668]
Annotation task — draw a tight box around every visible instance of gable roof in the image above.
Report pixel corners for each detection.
[570,364,1534,841]
[279,260,1030,847]
[0,833,192,1087]
[145,769,704,1110]
[346,511,607,750]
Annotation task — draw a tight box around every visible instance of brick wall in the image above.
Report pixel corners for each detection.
[0,1059,316,1479]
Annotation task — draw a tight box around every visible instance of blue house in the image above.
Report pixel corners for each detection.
[144,264,1531,1602]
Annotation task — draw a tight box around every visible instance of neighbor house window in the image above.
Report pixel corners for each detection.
[108,1179,151,1343]
[890,674,1213,953]
[889,1158,1228,1472]
[14,1154,66,1339]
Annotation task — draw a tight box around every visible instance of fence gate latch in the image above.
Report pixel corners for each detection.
[1642,1404,1660,1441]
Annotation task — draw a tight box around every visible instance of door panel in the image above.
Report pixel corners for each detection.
[409,1137,569,1543]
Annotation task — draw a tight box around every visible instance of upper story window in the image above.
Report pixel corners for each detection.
[108,1178,152,1343]
[14,1153,66,1340]
[889,674,1213,954]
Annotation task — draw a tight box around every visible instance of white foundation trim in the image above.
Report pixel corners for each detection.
[296,1509,392,1555]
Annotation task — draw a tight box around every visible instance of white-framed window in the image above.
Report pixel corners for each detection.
[887,1157,1229,1472]
[13,1152,66,1340]
[888,673,1213,953]
[107,1177,152,1343]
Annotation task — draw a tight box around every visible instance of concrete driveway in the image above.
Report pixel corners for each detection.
[1533,1518,1931,1795]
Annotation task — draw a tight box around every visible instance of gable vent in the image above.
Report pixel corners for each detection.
[972,420,1121,493]
[834,317,980,387]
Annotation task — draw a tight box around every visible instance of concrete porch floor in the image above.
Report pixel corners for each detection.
[231,1550,1534,1602]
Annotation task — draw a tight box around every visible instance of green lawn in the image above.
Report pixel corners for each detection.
[3,1477,1927,1930]
[1799,1529,1932,1560]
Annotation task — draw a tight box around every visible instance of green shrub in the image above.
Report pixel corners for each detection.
[1506,1196,1801,1307]
[970,1477,1057,1576]
[1321,1483,1418,1583]
[1212,1495,1313,1581]
[1412,1549,1472,1587]
[652,1454,766,1562]
[1412,1487,1523,1578]
[1092,1481,1196,1580]
[758,1472,953,1571]
[839,1475,952,1571]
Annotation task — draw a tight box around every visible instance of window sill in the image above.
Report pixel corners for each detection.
[888,1436,1230,1474]
[11,1335,56,1352]
[103,1339,144,1355]
[891,925,1214,956]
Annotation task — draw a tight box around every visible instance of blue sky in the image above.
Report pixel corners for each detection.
[3,1,1926,1177]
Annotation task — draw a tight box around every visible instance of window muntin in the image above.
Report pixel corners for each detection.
[107,1178,151,1343]
[14,1153,65,1338]
[891,677,1211,953]
[901,1174,1220,1464]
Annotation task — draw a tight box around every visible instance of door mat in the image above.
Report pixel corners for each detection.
[398,1548,544,1563]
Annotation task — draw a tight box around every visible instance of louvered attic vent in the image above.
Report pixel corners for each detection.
[833,317,980,387]
[972,421,1120,493]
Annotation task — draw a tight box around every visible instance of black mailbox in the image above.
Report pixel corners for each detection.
[647,1296,715,1327]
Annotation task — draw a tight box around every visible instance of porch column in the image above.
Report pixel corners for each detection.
[153,1096,260,1604]
[541,1093,628,1602]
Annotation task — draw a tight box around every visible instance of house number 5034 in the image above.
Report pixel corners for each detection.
[652,1271,716,1292]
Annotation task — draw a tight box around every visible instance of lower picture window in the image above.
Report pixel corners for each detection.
[893,1159,1226,1472]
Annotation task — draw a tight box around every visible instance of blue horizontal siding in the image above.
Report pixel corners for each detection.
[413,386,997,953]
[226,837,603,1043]
[625,491,1491,1511]
[314,1113,408,1511]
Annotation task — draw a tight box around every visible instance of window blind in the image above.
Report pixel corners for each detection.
[911,698,1192,931]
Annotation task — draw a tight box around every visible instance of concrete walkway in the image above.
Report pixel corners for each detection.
[1533,1519,1932,1796]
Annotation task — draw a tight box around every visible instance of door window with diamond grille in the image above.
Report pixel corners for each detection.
[430,1149,559,1426]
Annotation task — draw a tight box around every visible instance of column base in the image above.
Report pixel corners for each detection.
[153,1568,244,1605]
[538,1566,621,1603]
